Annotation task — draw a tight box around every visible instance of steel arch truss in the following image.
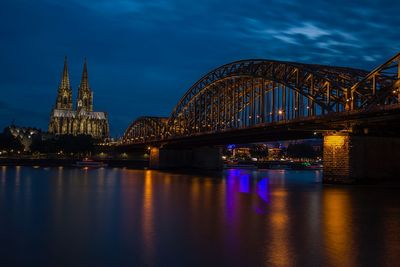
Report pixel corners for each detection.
[350,52,400,110]
[166,59,369,137]
[122,53,400,143]
[122,116,167,144]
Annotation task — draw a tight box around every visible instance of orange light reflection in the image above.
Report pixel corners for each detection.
[323,189,355,267]
[142,170,155,265]
[266,190,293,267]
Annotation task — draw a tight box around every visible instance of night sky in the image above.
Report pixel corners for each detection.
[1,0,399,136]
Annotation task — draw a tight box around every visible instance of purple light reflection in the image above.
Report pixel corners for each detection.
[239,174,250,193]
[225,169,271,215]
[257,178,270,204]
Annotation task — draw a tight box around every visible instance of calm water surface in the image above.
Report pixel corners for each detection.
[0,166,399,267]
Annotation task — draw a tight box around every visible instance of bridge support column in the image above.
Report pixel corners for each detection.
[191,147,223,170]
[149,146,222,170]
[323,132,400,184]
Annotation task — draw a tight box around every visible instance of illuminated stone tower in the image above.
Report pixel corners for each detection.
[48,57,110,139]
[55,56,73,110]
[76,58,93,112]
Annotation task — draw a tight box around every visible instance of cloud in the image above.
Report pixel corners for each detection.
[285,23,330,40]
[273,34,299,45]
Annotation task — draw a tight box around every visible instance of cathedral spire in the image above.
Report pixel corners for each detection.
[77,57,93,112]
[60,56,71,89]
[55,56,73,110]
[80,57,89,90]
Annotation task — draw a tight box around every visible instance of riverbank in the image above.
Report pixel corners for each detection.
[0,158,148,168]
[0,158,322,171]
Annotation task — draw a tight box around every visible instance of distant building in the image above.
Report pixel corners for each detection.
[268,147,283,160]
[7,125,40,151]
[48,57,109,139]
[232,147,251,158]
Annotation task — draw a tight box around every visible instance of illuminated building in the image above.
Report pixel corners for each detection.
[48,57,109,139]
[7,125,39,151]
[268,147,283,160]
[232,147,251,158]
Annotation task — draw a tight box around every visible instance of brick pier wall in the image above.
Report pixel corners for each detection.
[323,134,351,183]
[323,133,400,183]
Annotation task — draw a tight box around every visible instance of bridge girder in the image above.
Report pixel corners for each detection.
[122,116,167,144]
[350,52,400,110]
[122,54,400,144]
[165,60,369,138]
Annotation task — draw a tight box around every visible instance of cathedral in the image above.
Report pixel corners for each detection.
[48,57,110,139]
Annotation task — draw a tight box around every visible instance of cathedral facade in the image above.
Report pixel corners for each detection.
[48,57,109,139]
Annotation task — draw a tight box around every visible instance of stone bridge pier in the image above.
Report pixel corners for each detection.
[149,146,222,171]
[323,132,400,183]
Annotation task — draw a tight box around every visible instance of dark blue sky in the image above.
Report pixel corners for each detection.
[1,0,399,136]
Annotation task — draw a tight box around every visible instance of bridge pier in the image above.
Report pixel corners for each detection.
[149,146,222,170]
[323,133,400,184]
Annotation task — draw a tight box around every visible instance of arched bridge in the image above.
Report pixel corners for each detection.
[123,116,167,143]
[122,52,400,145]
[119,52,400,183]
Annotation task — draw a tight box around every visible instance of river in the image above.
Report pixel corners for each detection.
[0,166,399,267]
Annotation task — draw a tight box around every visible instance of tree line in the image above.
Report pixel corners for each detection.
[0,127,99,155]
[30,134,97,154]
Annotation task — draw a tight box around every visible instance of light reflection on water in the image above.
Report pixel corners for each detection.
[323,189,354,267]
[142,170,155,266]
[0,166,399,267]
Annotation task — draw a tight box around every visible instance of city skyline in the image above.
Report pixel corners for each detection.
[1,0,399,136]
